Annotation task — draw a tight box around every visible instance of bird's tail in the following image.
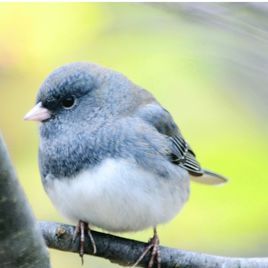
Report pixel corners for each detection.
[190,169,228,185]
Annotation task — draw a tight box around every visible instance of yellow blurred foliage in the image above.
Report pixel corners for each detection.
[0,3,267,268]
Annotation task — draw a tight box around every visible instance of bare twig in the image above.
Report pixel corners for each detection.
[39,221,268,268]
[0,135,50,268]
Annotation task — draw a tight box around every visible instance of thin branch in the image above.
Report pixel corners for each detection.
[0,135,50,268]
[39,221,268,268]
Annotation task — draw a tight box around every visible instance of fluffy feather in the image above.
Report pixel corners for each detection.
[44,158,190,232]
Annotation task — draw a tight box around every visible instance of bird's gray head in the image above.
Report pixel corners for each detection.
[24,62,141,138]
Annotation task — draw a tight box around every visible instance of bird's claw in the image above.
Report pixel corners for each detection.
[72,220,97,264]
[132,228,161,268]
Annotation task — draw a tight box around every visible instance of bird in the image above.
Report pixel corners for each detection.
[24,62,227,267]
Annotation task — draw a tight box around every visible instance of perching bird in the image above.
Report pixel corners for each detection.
[24,62,227,267]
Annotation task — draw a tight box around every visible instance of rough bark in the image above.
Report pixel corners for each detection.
[39,221,268,268]
[0,135,50,268]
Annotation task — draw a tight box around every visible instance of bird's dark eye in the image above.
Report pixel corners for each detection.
[61,96,76,109]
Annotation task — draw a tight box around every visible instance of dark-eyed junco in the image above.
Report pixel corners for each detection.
[24,62,227,267]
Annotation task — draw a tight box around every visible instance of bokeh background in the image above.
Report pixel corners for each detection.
[1,3,268,267]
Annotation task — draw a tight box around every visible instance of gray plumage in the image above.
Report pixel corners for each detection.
[26,62,226,233]
[38,62,207,180]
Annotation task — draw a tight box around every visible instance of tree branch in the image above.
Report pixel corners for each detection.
[39,221,268,268]
[0,135,50,268]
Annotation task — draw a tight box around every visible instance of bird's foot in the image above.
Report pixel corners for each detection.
[73,220,97,264]
[132,228,161,268]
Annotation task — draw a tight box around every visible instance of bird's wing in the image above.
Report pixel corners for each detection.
[136,103,227,185]
[169,135,203,176]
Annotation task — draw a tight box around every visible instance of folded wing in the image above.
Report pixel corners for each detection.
[136,102,227,185]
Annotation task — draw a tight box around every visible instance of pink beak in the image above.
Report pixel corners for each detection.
[24,102,51,122]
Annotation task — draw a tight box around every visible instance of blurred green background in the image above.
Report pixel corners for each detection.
[1,3,268,267]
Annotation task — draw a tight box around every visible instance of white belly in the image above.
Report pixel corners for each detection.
[44,158,190,232]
